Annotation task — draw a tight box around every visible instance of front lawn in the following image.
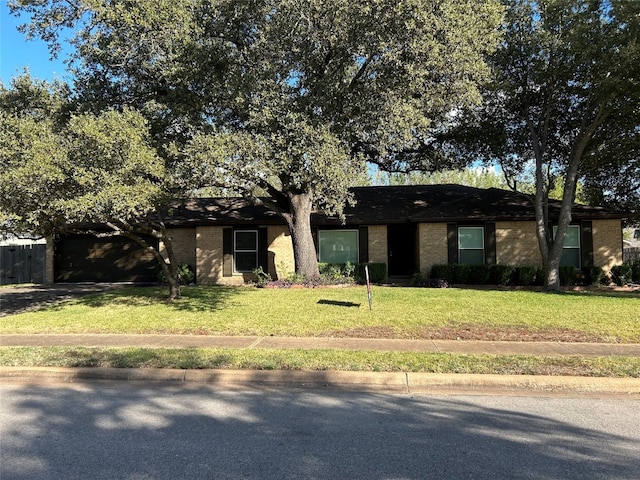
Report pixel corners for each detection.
[1,285,639,342]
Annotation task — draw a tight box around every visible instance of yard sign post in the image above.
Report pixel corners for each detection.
[365,265,372,311]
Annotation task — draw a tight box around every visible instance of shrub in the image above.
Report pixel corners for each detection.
[513,266,537,286]
[359,263,387,283]
[409,272,426,287]
[252,267,272,288]
[430,264,453,282]
[559,266,577,286]
[631,259,640,283]
[489,264,514,286]
[468,264,490,285]
[611,264,633,286]
[581,266,606,286]
[157,263,195,285]
[450,264,470,284]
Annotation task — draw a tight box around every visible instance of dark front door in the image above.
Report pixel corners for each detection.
[387,224,417,276]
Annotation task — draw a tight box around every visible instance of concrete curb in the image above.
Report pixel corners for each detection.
[2,367,639,395]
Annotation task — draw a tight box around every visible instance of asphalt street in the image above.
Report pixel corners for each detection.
[1,382,639,480]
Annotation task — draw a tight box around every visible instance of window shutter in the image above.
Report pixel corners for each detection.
[581,221,594,268]
[484,223,496,265]
[358,226,369,263]
[223,228,233,277]
[447,223,458,264]
[312,227,319,259]
[258,227,269,271]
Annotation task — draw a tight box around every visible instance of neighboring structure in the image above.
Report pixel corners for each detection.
[45,185,627,285]
[0,235,47,285]
[623,227,640,263]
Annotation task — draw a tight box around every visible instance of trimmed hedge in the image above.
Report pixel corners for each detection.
[428,263,601,287]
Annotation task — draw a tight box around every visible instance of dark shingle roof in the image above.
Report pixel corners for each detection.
[165,185,625,226]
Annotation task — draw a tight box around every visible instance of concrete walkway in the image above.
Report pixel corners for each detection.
[2,334,640,357]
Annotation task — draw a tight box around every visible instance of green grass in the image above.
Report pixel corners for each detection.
[1,285,639,341]
[1,346,638,377]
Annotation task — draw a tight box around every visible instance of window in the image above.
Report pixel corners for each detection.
[234,230,258,272]
[555,225,581,269]
[458,227,484,265]
[318,230,359,263]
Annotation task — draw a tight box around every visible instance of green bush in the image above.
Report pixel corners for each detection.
[489,264,514,286]
[157,263,195,285]
[430,264,453,282]
[468,264,490,285]
[611,264,633,286]
[581,266,606,286]
[355,262,387,283]
[559,266,577,286]
[631,259,640,283]
[513,266,537,286]
[450,264,470,284]
[319,262,387,284]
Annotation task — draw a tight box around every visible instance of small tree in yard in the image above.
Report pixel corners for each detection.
[0,76,184,299]
[10,0,504,279]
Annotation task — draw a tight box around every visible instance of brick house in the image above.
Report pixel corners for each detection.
[46,184,626,284]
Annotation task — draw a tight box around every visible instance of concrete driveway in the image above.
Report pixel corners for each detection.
[0,284,121,317]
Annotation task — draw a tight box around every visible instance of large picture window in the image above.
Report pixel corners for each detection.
[234,230,258,272]
[555,225,581,269]
[458,227,484,265]
[318,230,359,264]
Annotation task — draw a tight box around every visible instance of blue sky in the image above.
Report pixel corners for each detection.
[1,3,71,84]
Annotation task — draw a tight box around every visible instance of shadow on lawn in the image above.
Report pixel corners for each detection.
[74,285,242,313]
[0,284,243,316]
[453,284,640,299]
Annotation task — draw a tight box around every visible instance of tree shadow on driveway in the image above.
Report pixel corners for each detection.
[2,380,639,479]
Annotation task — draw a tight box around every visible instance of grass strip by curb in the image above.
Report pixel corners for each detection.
[1,347,639,378]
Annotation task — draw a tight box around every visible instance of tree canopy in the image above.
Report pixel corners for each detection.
[437,0,640,289]
[10,0,504,278]
[0,75,186,298]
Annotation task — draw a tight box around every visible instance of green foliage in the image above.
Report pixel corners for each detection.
[159,264,195,286]
[488,265,514,286]
[611,264,633,286]
[468,264,491,285]
[252,267,272,288]
[513,266,537,287]
[581,266,607,287]
[559,266,577,287]
[10,0,504,278]
[632,259,640,283]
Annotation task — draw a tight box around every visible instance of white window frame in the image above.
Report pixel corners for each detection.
[234,230,258,273]
[318,229,359,264]
[458,226,485,265]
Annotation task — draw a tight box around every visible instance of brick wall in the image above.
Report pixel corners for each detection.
[495,221,542,267]
[418,223,448,276]
[195,226,224,284]
[268,225,295,279]
[160,228,196,268]
[367,225,387,264]
[592,219,623,273]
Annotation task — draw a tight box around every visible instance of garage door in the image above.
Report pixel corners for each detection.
[54,235,159,283]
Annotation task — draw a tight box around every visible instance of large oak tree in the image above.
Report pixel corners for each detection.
[11,0,504,278]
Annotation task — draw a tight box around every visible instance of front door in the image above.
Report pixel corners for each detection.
[387,224,417,276]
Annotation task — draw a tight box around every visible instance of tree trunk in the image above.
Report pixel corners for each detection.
[281,191,320,279]
[123,227,181,300]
